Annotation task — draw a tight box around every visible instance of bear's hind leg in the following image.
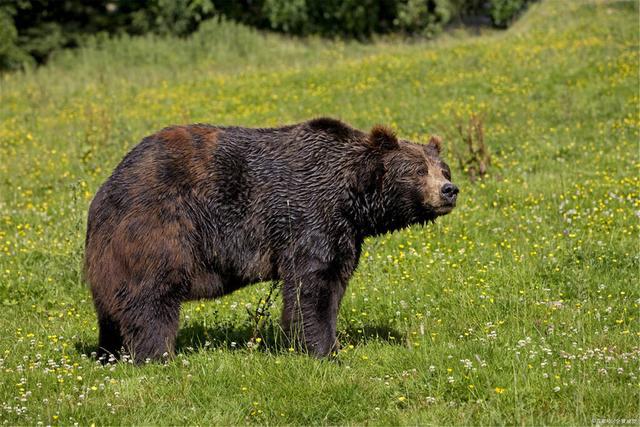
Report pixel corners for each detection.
[97,313,123,362]
[120,293,181,363]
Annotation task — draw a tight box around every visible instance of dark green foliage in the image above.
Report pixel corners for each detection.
[258,0,536,37]
[394,0,453,37]
[0,6,33,69]
[6,1,115,64]
[0,0,216,71]
[117,0,216,36]
[0,0,536,71]
[490,0,530,27]
[262,0,395,38]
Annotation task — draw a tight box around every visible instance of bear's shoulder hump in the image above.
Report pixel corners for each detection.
[305,117,355,140]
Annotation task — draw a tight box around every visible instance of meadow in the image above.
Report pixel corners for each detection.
[0,0,638,425]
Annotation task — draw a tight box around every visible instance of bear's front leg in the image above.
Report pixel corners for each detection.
[281,271,346,357]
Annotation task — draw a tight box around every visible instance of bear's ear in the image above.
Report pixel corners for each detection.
[425,135,442,155]
[369,125,399,151]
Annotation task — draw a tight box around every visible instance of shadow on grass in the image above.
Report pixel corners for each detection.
[73,320,407,360]
[74,340,100,359]
[340,323,406,346]
[175,321,284,353]
[176,320,406,353]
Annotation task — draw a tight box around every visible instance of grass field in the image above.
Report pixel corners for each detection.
[0,0,638,425]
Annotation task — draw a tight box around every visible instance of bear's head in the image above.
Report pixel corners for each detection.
[367,125,459,229]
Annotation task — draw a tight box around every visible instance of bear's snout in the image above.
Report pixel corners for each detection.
[440,183,459,204]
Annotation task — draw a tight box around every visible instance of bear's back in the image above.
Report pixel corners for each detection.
[87,118,366,254]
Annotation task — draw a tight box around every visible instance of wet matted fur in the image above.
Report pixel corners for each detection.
[85,117,459,362]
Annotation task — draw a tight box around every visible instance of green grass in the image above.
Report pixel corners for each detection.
[0,0,638,425]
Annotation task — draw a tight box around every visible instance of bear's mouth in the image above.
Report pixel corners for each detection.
[433,202,456,215]
[417,197,456,220]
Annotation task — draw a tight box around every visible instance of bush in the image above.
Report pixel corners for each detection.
[123,0,216,37]
[0,0,217,71]
[490,0,531,27]
[0,0,536,72]
[262,0,309,35]
[394,0,455,37]
[262,0,393,38]
[231,0,537,38]
[0,7,33,70]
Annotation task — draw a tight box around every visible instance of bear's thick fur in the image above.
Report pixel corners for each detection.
[85,117,458,361]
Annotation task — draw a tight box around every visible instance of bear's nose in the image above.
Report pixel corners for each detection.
[441,183,459,203]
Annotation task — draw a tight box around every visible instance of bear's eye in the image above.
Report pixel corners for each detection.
[442,169,451,180]
[417,167,428,177]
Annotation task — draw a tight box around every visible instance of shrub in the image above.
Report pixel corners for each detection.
[123,0,216,37]
[262,0,310,35]
[394,0,455,37]
[0,7,33,71]
[262,0,392,38]
[0,0,537,72]
[490,0,531,27]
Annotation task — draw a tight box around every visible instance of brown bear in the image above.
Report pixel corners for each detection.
[85,117,458,362]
